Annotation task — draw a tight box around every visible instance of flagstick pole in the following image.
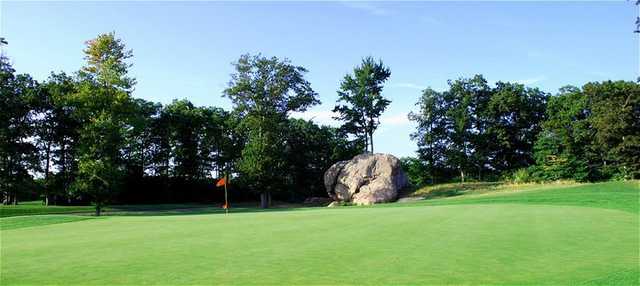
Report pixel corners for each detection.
[224,181,228,216]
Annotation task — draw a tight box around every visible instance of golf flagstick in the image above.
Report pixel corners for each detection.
[224,176,228,216]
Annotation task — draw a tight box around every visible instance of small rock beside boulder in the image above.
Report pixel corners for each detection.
[324,153,408,205]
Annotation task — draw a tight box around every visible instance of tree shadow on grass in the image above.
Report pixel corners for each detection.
[99,202,320,217]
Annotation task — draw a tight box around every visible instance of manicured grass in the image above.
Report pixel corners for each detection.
[406,181,639,213]
[0,201,95,218]
[1,215,98,230]
[1,181,638,285]
[0,202,307,218]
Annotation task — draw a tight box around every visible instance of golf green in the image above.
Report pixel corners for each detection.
[1,195,638,285]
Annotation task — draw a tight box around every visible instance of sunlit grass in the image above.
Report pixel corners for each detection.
[1,181,638,285]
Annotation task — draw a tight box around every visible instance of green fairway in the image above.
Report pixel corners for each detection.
[1,182,638,285]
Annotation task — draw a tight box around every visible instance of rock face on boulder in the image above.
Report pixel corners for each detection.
[324,153,408,205]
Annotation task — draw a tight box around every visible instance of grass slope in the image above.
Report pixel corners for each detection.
[1,181,638,285]
[405,181,639,213]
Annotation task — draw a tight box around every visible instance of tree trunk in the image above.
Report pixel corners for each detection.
[95,204,102,216]
[369,131,374,153]
[260,192,269,209]
[44,139,52,206]
[460,169,465,184]
[363,133,369,154]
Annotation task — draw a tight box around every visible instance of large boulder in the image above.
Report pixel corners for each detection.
[324,153,408,205]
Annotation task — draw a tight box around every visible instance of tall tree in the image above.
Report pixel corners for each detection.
[0,52,41,204]
[37,72,80,205]
[70,32,135,215]
[585,81,640,179]
[409,88,448,184]
[224,54,319,208]
[333,57,391,153]
[443,75,492,183]
[533,86,595,181]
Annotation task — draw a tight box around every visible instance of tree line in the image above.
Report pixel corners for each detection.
[1,33,396,212]
[405,76,640,185]
[2,32,638,213]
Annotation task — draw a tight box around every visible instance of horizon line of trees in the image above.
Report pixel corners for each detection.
[405,76,640,186]
[2,32,639,214]
[0,33,391,212]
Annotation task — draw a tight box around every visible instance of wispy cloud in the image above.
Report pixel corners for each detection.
[391,82,426,90]
[515,76,546,85]
[339,1,390,16]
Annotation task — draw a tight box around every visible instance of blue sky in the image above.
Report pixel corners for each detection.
[2,1,638,157]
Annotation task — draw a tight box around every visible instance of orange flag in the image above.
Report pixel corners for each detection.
[216,177,226,187]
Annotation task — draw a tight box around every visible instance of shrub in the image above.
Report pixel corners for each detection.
[510,168,532,184]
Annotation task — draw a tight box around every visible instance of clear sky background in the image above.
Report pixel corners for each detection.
[2,1,638,157]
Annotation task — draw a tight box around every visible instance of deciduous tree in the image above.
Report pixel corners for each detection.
[333,57,391,153]
[224,54,319,208]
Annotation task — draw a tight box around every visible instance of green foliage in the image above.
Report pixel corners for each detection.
[3,31,639,209]
[509,168,532,184]
[333,57,391,153]
[69,32,135,214]
[80,32,135,89]
[224,54,319,116]
[533,82,640,181]
[3,37,352,205]
[37,72,81,204]
[485,82,548,172]
[585,81,640,179]
[283,118,359,199]
[236,115,288,195]
[409,75,548,184]
[71,114,125,215]
[0,54,41,205]
[224,54,320,206]
[400,157,429,187]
